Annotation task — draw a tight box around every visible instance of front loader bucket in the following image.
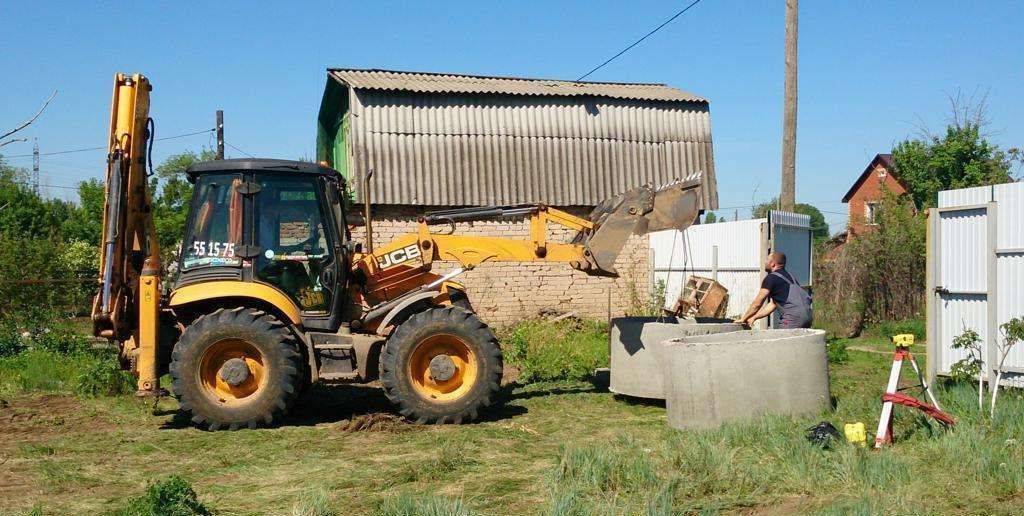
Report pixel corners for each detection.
[573,177,702,275]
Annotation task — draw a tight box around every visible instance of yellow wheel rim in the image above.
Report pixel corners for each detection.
[408,334,478,402]
[198,338,267,404]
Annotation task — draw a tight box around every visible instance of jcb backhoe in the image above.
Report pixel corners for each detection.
[94,73,703,429]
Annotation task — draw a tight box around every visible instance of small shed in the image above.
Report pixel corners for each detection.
[314,68,719,325]
[316,68,718,209]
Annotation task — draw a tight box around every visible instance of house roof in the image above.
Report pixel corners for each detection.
[841,153,906,202]
[327,68,706,103]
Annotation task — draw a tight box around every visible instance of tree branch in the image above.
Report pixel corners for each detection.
[0,137,29,148]
[0,90,58,141]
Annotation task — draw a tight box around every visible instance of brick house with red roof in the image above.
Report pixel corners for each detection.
[841,153,909,237]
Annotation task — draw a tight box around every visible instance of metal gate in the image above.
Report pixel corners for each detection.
[927,182,1024,388]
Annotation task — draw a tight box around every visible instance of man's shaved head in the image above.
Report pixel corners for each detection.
[768,252,787,266]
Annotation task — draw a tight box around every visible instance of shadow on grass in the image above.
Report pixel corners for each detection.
[161,382,528,430]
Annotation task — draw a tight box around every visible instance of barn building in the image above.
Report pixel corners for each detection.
[316,69,718,325]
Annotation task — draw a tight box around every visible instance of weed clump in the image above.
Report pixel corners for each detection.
[373,493,472,516]
[291,488,335,516]
[826,338,849,364]
[500,318,608,383]
[115,475,211,516]
[74,357,134,398]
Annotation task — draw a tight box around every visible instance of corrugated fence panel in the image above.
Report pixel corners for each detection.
[938,208,988,293]
[349,89,717,209]
[995,182,1024,249]
[998,254,1024,375]
[934,182,1024,387]
[650,220,763,271]
[938,294,988,373]
[939,185,992,207]
[650,219,765,316]
[770,211,812,286]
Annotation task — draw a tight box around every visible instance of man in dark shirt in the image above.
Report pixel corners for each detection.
[736,252,813,329]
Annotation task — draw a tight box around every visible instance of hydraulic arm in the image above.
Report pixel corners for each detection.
[353,177,703,321]
[92,73,162,395]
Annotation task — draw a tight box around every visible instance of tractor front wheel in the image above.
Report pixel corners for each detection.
[170,307,301,430]
[381,307,503,424]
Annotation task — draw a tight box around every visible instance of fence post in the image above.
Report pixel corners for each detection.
[926,208,939,383]
[986,201,999,392]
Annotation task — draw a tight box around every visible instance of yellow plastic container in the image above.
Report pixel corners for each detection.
[845,422,867,447]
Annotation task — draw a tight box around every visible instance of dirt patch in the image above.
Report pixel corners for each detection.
[337,413,417,433]
[0,394,116,443]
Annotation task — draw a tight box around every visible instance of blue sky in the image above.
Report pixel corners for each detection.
[1,1,1021,232]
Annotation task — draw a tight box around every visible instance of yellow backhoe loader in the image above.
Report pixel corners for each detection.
[93,73,703,429]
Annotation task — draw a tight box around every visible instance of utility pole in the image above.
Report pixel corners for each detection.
[780,0,798,212]
[216,110,224,160]
[32,138,40,195]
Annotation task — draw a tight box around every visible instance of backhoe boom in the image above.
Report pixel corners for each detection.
[91,73,162,395]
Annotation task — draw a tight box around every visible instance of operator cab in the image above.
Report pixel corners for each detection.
[178,159,350,331]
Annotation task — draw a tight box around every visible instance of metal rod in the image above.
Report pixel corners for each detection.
[215,110,224,160]
[363,169,374,253]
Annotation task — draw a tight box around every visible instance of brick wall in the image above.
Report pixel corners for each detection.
[350,205,652,327]
[847,163,908,236]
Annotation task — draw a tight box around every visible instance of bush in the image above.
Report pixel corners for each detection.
[0,307,91,358]
[500,318,608,383]
[74,357,134,398]
[870,318,926,341]
[116,476,211,516]
[814,193,925,337]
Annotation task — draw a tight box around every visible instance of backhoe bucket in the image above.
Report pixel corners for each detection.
[573,177,702,275]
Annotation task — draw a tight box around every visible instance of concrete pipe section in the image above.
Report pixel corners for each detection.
[662,329,830,430]
[609,317,743,399]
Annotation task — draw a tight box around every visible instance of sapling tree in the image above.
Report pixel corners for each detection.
[951,327,984,409]
[990,317,1024,418]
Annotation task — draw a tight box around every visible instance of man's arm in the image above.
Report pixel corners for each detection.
[747,299,777,324]
[737,288,770,325]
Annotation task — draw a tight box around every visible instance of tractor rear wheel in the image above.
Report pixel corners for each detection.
[170,307,301,430]
[381,306,503,424]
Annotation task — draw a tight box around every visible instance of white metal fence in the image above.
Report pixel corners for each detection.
[650,211,812,325]
[928,182,1024,388]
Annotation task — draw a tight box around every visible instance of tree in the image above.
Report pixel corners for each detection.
[62,179,105,246]
[814,192,924,337]
[703,211,718,224]
[892,96,1016,209]
[149,149,217,263]
[752,198,829,242]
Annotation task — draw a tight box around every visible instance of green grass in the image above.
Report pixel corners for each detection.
[1,324,1023,514]
[498,318,608,383]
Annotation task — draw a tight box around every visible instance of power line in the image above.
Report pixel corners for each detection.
[576,0,705,81]
[0,178,79,190]
[224,141,253,157]
[1,128,215,159]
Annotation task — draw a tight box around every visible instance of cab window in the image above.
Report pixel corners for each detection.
[181,173,243,270]
[255,176,334,313]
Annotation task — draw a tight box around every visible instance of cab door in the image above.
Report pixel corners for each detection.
[252,174,341,329]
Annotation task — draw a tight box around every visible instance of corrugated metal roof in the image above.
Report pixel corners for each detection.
[346,89,718,209]
[328,68,706,103]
